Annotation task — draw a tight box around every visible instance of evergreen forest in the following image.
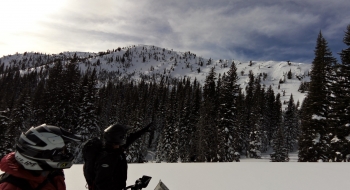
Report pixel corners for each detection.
[0,25,349,163]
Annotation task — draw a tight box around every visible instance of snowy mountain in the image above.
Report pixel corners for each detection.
[0,44,311,107]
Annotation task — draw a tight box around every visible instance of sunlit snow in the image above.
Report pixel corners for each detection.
[63,152,350,190]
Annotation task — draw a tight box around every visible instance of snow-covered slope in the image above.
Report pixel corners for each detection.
[0,45,311,107]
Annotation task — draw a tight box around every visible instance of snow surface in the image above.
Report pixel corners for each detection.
[1,152,350,189]
[53,153,350,189]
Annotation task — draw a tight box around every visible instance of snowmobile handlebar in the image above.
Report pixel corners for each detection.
[124,175,152,190]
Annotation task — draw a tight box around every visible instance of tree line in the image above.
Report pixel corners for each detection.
[0,56,300,163]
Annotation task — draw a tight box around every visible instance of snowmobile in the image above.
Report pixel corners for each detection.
[125,176,151,190]
[124,176,169,190]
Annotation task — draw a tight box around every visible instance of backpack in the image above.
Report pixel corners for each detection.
[82,137,104,188]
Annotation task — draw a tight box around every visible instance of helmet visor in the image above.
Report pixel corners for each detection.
[17,143,74,162]
[51,146,74,162]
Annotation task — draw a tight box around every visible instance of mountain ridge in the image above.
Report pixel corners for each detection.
[0,44,311,108]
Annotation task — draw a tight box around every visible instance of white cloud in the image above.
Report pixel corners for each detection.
[0,0,349,61]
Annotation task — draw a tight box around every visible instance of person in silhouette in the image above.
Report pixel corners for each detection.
[93,122,153,190]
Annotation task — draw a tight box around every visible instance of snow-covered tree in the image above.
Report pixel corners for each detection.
[76,69,100,141]
[264,86,276,144]
[271,126,289,162]
[217,62,241,162]
[284,94,299,152]
[178,78,196,162]
[328,24,350,161]
[299,32,337,162]
[196,67,218,162]
[157,86,178,163]
[249,123,262,159]
[0,109,11,157]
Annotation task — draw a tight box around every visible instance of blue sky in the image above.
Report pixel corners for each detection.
[1,0,349,63]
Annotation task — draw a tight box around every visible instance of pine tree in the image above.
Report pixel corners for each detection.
[264,86,276,144]
[9,88,32,134]
[217,62,241,162]
[284,94,299,152]
[155,80,169,162]
[287,69,293,79]
[189,80,202,161]
[196,67,218,162]
[328,24,350,161]
[0,71,21,112]
[163,86,179,162]
[270,126,289,162]
[43,60,64,125]
[244,71,255,157]
[178,78,194,162]
[59,63,81,131]
[249,123,262,159]
[298,96,318,162]
[137,81,152,162]
[4,88,32,157]
[96,81,115,128]
[147,82,161,151]
[260,91,269,153]
[272,93,282,141]
[252,76,268,153]
[127,115,148,163]
[76,69,100,141]
[234,90,246,155]
[31,79,46,125]
[299,32,337,162]
[0,109,11,157]
[243,72,269,157]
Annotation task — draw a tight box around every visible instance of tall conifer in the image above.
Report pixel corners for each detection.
[76,69,100,141]
[329,24,350,161]
[217,62,240,161]
[299,32,337,162]
[284,94,299,152]
[197,67,217,161]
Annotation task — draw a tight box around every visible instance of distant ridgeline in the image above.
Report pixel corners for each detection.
[2,38,346,163]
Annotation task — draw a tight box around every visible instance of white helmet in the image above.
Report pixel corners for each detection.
[15,124,82,170]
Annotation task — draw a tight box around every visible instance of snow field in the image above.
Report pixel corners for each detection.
[65,161,350,190]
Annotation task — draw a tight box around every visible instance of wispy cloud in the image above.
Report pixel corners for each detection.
[1,0,349,63]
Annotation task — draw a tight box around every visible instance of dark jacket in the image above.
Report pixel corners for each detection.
[94,125,151,190]
[0,152,66,190]
[94,148,127,190]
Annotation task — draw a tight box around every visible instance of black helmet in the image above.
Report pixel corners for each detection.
[15,124,82,170]
[103,123,131,145]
